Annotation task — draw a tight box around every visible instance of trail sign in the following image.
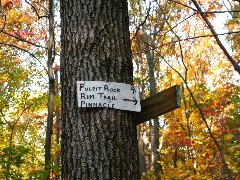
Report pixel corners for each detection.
[77,81,141,112]
[136,85,180,125]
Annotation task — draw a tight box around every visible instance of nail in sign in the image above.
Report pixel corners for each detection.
[77,81,141,112]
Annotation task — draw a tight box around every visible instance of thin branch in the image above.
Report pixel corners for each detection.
[168,0,240,14]
[0,10,6,30]
[0,30,46,49]
[153,31,240,50]
[159,6,188,78]
[151,9,239,43]
[167,0,197,12]
[131,6,151,42]
[1,97,44,146]
[191,0,240,75]
[202,10,240,14]
[0,42,48,72]
[0,108,12,129]
[159,13,195,35]
[152,1,172,36]
[25,0,48,19]
[137,31,240,55]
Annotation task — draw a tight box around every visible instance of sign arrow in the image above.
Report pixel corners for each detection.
[123,97,138,105]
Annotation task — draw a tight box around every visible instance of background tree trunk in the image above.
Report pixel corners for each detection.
[45,0,54,177]
[60,0,139,179]
[137,0,163,177]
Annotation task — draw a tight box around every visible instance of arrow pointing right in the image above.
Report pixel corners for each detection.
[123,97,138,105]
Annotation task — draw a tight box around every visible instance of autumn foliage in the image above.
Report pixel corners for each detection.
[0,0,240,179]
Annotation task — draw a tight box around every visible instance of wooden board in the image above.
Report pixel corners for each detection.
[136,85,180,125]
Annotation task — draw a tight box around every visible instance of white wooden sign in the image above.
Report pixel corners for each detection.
[77,81,141,112]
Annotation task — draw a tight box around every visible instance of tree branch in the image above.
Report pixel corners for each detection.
[168,0,240,14]
[169,31,240,45]
[0,42,47,72]
[131,5,151,42]
[0,30,46,49]
[0,10,6,31]
[191,0,240,75]
[167,0,197,12]
[139,31,240,55]
[25,0,49,19]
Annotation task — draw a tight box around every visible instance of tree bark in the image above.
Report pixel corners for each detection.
[60,1,139,179]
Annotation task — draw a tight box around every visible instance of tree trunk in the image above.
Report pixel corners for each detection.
[139,2,162,177]
[137,126,147,173]
[54,66,61,180]
[45,0,54,177]
[60,1,139,179]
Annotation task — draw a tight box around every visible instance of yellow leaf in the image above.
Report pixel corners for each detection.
[234,151,240,156]
[225,134,234,140]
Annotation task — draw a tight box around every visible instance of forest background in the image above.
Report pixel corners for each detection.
[0,0,239,179]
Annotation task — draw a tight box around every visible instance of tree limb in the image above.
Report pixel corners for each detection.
[0,29,46,49]
[191,0,240,75]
